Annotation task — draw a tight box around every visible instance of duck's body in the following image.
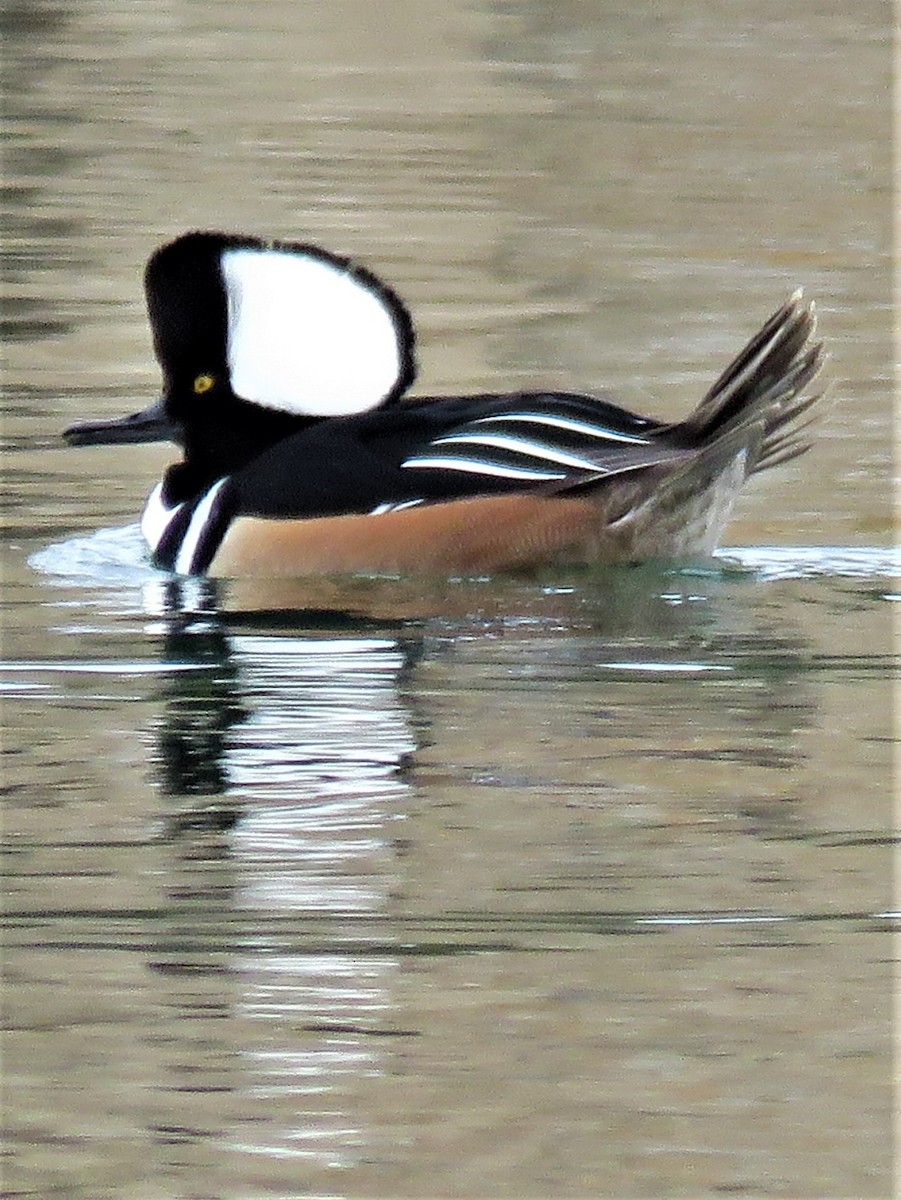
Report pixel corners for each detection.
[64,232,824,578]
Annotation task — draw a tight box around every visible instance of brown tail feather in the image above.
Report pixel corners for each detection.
[682,291,823,455]
[556,294,826,557]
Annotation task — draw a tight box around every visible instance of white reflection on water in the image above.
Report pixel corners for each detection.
[598,661,733,674]
[717,545,901,580]
[228,953,396,1168]
[174,632,413,1167]
[1,659,205,674]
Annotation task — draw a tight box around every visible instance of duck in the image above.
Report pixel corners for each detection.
[63,230,825,578]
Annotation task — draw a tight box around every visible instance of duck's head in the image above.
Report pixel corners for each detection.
[64,231,417,481]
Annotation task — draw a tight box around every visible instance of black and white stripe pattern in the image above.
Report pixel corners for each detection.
[142,479,235,574]
[467,412,653,444]
[402,410,653,483]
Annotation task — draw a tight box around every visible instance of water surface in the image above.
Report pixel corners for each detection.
[3,2,895,1197]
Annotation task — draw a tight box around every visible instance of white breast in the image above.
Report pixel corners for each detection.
[140,482,182,553]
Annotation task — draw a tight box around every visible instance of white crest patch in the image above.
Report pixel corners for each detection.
[222,247,405,417]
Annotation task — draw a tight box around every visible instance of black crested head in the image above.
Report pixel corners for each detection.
[144,230,417,423]
[68,231,421,493]
[144,231,236,401]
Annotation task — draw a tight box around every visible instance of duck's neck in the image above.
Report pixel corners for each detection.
[165,403,315,502]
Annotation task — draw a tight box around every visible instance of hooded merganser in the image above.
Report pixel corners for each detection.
[64,231,825,578]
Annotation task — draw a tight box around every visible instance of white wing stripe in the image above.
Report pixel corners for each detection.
[471,413,651,444]
[402,455,565,481]
[370,499,424,514]
[427,432,601,470]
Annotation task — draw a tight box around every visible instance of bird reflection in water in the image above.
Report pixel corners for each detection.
[142,576,418,1173]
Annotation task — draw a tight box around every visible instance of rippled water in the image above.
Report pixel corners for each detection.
[3,2,895,1198]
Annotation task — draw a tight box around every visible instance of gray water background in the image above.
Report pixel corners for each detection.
[2,2,896,1197]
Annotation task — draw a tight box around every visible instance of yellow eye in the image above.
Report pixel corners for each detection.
[193,374,215,394]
